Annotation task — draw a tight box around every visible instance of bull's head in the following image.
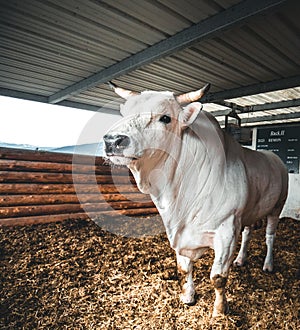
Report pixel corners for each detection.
[103,83,210,169]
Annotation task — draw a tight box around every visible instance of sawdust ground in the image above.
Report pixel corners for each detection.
[0,215,299,329]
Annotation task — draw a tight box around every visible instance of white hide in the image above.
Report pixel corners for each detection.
[104,90,288,316]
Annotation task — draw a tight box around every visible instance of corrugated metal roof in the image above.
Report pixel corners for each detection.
[229,87,300,106]
[0,0,299,127]
[221,87,300,126]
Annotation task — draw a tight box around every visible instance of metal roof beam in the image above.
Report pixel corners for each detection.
[244,112,300,123]
[210,97,300,117]
[0,88,119,116]
[202,75,300,103]
[218,112,300,126]
[0,88,48,103]
[245,98,300,112]
[48,0,286,104]
[213,101,245,112]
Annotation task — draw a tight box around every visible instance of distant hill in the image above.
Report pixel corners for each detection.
[0,142,51,151]
[52,142,104,156]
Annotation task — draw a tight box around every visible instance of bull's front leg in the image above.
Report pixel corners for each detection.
[176,252,195,305]
[211,215,241,317]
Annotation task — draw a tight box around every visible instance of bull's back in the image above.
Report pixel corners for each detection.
[241,148,288,225]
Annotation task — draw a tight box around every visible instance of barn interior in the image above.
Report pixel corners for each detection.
[0,0,299,329]
[1,0,299,128]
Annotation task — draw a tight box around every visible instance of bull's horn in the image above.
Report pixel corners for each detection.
[108,81,139,99]
[176,83,211,104]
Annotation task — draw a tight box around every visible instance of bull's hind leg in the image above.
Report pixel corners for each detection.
[263,215,280,272]
[234,226,252,267]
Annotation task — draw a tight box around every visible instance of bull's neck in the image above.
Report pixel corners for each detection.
[150,122,227,232]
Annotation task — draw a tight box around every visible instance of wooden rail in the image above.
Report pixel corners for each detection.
[0,147,157,226]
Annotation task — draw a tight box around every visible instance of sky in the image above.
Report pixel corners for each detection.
[0,96,121,148]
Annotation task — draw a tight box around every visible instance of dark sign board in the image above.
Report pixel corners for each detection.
[256,125,300,174]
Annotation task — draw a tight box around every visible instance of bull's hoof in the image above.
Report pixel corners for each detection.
[179,293,195,306]
[263,265,273,273]
[263,263,273,273]
[233,257,246,267]
[233,258,244,267]
[212,302,229,318]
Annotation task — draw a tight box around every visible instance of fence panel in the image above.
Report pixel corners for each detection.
[0,147,157,226]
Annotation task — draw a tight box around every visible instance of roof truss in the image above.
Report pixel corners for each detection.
[48,0,287,104]
[210,97,300,117]
[1,0,299,127]
[201,75,300,103]
[219,112,300,126]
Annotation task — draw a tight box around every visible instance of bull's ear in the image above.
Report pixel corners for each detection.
[179,102,203,127]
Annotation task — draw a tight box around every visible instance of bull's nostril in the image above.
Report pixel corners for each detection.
[103,134,130,155]
[115,135,130,149]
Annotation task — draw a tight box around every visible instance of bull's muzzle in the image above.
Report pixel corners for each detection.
[103,134,131,156]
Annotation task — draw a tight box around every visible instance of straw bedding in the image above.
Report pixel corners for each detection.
[0,215,299,329]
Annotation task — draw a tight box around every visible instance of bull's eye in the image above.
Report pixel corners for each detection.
[159,115,171,124]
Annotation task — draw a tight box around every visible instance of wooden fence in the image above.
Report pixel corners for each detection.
[0,147,157,226]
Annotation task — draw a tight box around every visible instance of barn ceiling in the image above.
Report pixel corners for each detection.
[0,0,300,127]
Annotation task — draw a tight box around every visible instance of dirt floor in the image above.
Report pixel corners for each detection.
[0,215,299,330]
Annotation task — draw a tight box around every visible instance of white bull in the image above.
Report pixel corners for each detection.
[103,83,288,317]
